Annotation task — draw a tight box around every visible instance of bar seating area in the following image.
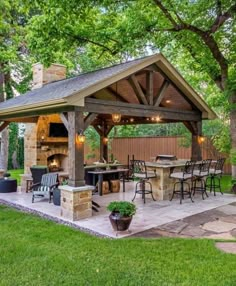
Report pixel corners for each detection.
[192,159,212,200]
[131,160,157,204]
[169,160,195,204]
[206,158,226,196]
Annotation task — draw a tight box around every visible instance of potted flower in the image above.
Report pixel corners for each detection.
[107,201,136,231]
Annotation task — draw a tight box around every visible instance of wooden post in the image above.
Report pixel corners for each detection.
[191,121,202,161]
[68,109,85,187]
[99,122,111,162]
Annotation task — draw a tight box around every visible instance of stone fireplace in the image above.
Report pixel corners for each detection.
[33,114,69,172]
[47,154,68,172]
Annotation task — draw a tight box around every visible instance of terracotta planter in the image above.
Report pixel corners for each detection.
[109,212,133,231]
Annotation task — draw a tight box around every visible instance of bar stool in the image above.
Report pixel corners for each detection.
[131,160,156,203]
[170,160,195,204]
[206,158,225,195]
[192,159,212,200]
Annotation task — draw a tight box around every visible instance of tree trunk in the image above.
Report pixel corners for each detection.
[0,128,9,171]
[230,92,236,177]
[0,67,9,171]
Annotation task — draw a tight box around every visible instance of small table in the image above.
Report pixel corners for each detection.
[88,168,128,196]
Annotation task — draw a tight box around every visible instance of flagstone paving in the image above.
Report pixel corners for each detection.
[130,201,236,242]
[216,242,236,254]
[0,182,236,240]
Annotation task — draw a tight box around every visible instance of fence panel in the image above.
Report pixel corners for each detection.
[109,136,231,174]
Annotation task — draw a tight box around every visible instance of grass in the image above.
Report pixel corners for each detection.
[0,205,236,286]
[8,169,24,185]
[220,175,232,193]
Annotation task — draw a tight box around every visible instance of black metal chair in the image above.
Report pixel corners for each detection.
[192,159,212,200]
[30,165,48,184]
[170,160,195,204]
[206,158,225,196]
[131,160,156,203]
[31,173,59,203]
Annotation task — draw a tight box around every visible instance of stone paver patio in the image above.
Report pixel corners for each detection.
[0,182,236,239]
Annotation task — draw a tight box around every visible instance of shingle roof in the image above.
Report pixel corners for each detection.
[0,56,151,110]
[0,53,216,120]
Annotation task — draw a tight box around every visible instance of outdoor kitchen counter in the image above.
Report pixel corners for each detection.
[145,160,188,200]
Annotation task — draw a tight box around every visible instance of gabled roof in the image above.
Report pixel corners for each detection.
[0,53,216,120]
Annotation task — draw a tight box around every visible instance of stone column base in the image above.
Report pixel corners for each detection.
[59,185,95,221]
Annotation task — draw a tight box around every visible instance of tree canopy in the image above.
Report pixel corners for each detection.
[1,0,236,169]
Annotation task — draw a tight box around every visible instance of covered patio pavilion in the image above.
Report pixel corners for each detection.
[0,53,217,222]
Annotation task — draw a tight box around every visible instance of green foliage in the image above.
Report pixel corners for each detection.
[107,201,136,217]
[230,149,236,165]
[8,168,24,185]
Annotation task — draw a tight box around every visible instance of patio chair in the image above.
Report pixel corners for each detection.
[31,173,59,203]
[30,165,48,184]
[206,158,225,196]
[192,159,212,200]
[131,160,156,203]
[170,160,195,204]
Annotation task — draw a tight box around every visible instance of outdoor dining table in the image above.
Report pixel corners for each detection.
[145,160,189,200]
[88,168,129,196]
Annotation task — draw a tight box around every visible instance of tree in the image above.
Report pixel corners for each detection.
[0,0,33,170]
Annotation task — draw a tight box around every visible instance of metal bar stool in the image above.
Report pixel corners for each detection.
[131,160,156,203]
[206,158,225,196]
[170,160,195,204]
[192,159,212,200]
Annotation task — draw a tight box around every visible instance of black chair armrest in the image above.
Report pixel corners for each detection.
[30,182,41,190]
[49,183,59,190]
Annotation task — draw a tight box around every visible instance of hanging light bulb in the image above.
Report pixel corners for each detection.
[112,113,121,123]
[112,82,121,123]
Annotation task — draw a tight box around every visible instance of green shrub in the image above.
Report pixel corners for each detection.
[107,201,136,217]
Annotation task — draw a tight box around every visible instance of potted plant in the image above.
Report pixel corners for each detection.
[107,201,136,231]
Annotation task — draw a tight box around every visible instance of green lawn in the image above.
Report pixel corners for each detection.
[0,205,236,286]
[8,169,24,185]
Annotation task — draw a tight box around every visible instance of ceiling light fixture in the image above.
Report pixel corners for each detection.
[112,82,121,123]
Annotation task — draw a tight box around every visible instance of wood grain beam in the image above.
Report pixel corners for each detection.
[82,98,201,122]
[146,71,154,105]
[92,124,103,136]
[5,117,39,123]
[84,113,97,130]
[60,112,68,130]
[129,75,149,105]
[153,64,199,110]
[105,125,114,136]
[183,121,199,135]
[0,121,9,132]
[154,80,169,106]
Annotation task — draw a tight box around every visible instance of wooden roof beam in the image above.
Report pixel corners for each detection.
[146,71,154,105]
[0,121,10,132]
[154,80,169,107]
[60,112,68,130]
[83,98,201,122]
[84,113,98,130]
[128,75,149,105]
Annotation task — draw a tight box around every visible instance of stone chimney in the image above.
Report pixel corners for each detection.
[32,63,66,89]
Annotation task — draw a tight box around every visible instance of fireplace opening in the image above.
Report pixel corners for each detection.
[47,154,68,172]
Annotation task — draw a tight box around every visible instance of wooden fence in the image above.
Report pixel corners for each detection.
[109,136,231,174]
[84,136,231,174]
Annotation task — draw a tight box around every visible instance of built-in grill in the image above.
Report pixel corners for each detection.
[156,155,177,161]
